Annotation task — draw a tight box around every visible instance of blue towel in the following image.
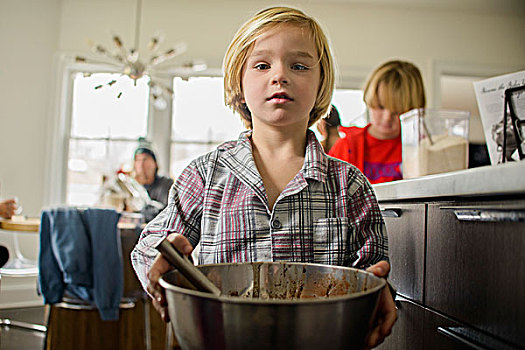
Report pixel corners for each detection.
[38,207,122,321]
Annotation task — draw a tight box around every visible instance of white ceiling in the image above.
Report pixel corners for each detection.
[226,0,525,15]
[66,0,525,15]
[322,0,522,7]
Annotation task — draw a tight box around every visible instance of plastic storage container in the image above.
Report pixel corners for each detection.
[400,108,470,179]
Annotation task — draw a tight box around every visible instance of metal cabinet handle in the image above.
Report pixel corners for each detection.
[394,298,403,309]
[437,327,488,349]
[437,326,519,350]
[452,209,525,222]
[394,294,418,310]
[380,208,402,218]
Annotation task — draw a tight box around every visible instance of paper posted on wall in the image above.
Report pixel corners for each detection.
[473,70,525,165]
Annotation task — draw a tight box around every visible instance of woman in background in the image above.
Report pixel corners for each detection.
[317,104,341,153]
[329,60,426,184]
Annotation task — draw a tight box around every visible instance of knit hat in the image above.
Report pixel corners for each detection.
[134,138,157,163]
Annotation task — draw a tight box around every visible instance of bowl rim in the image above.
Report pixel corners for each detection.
[158,261,386,305]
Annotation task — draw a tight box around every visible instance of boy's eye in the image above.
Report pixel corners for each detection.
[254,63,270,70]
[292,64,309,71]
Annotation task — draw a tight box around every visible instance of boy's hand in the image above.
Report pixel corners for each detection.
[147,233,193,322]
[364,261,397,349]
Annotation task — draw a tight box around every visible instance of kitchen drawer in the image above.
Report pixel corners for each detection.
[378,296,522,350]
[377,295,425,350]
[425,200,525,348]
[379,203,426,302]
[423,307,472,350]
[424,307,522,350]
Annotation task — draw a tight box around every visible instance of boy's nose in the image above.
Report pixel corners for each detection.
[272,76,288,85]
[271,66,288,85]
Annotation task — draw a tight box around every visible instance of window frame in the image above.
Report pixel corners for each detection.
[45,54,161,206]
[45,54,222,207]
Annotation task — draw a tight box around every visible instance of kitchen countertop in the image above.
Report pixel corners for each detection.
[373,160,525,201]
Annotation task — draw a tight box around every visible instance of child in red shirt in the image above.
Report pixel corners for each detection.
[329,60,426,184]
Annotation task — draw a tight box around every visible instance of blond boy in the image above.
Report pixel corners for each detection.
[132,7,396,348]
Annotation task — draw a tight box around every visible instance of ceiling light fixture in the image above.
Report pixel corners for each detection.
[75,0,206,109]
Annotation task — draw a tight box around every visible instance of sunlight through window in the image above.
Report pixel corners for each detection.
[67,73,150,206]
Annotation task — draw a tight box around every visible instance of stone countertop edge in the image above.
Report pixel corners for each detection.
[373,160,525,201]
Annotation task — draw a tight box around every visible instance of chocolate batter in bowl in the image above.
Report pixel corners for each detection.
[159,261,385,350]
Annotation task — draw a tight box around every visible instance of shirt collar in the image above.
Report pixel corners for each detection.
[224,129,328,183]
[302,129,329,183]
[220,131,267,202]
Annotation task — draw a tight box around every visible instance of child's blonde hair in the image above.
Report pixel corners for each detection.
[223,6,335,129]
[363,60,426,114]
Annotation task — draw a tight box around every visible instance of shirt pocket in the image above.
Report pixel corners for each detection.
[313,217,352,266]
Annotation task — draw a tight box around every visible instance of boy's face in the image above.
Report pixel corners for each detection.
[368,83,402,140]
[241,23,320,131]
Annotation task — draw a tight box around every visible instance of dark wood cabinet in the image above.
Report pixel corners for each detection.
[426,200,525,348]
[423,308,485,350]
[377,295,425,350]
[378,198,525,350]
[379,203,426,303]
[379,296,522,350]
[423,307,522,350]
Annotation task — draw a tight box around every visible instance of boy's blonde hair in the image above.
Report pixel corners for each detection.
[223,6,335,129]
[363,60,426,114]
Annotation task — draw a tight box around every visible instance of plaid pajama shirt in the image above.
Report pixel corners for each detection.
[131,130,389,290]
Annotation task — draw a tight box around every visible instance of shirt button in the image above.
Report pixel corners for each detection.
[271,219,282,229]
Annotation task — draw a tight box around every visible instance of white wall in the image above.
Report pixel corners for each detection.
[0,0,60,215]
[0,0,524,307]
[0,0,61,307]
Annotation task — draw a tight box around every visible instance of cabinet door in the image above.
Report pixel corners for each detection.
[379,203,426,302]
[426,200,525,348]
[423,307,471,350]
[377,295,425,350]
[120,226,144,299]
[424,307,521,350]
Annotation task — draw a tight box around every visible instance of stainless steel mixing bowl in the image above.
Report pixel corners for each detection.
[159,261,385,350]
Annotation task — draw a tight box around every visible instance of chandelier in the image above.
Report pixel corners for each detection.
[75,0,206,109]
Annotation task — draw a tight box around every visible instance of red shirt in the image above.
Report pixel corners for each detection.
[328,125,402,184]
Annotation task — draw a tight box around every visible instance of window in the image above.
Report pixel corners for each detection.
[331,89,367,127]
[67,73,150,206]
[308,89,367,142]
[170,77,245,178]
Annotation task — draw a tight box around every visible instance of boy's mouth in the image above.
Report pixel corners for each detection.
[267,92,293,101]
